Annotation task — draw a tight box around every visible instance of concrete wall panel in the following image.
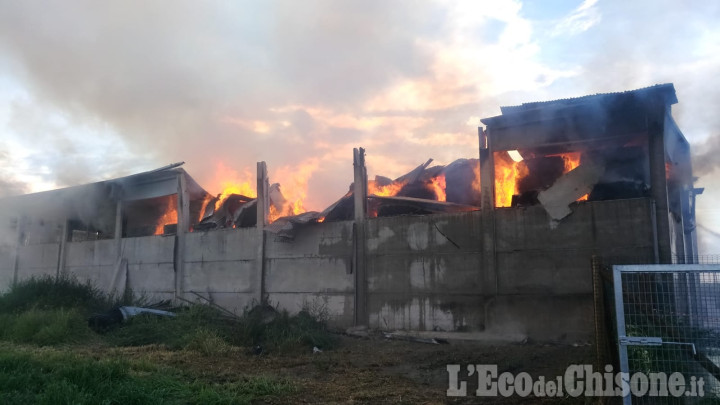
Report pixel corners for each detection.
[128,263,174,293]
[65,240,116,267]
[265,257,353,293]
[185,228,258,262]
[17,243,59,270]
[16,266,56,282]
[488,295,594,343]
[495,199,653,252]
[185,291,256,314]
[0,245,13,271]
[265,221,353,259]
[589,199,654,249]
[366,213,483,255]
[67,265,114,289]
[0,245,14,292]
[122,236,174,264]
[183,260,255,293]
[267,292,354,326]
[367,254,484,294]
[496,250,594,295]
[368,294,486,332]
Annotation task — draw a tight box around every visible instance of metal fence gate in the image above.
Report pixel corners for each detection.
[614,265,720,404]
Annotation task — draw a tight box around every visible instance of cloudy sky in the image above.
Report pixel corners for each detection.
[1,0,719,249]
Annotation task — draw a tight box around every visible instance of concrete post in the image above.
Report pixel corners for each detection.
[56,218,69,278]
[648,107,672,263]
[478,127,498,295]
[11,216,24,286]
[256,161,269,304]
[353,147,368,326]
[479,127,494,213]
[114,200,123,258]
[175,173,190,300]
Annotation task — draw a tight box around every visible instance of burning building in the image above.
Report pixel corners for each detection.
[0,84,699,342]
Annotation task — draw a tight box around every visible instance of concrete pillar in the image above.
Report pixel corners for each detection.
[648,108,672,263]
[479,127,494,213]
[353,147,368,325]
[114,200,123,258]
[256,161,268,304]
[174,173,190,300]
[56,218,69,278]
[677,141,697,261]
[11,216,24,286]
[478,127,498,295]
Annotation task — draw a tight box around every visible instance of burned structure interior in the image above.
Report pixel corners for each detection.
[0,84,700,342]
[480,83,698,260]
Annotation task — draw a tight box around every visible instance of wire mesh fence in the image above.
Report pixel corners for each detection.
[613,265,720,404]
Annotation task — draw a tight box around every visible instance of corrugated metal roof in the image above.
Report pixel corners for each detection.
[499,83,677,114]
[481,83,678,126]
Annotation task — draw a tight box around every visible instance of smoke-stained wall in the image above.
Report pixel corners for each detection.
[0,197,657,343]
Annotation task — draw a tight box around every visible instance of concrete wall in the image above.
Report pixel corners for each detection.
[364,198,655,342]
[16,243,59,283]
[264,220,354,325]
[0,245,15,292]
[183,228,258,313]
[123,236,176,301]
[0,198,657,343]
[65,239,116,289]
[491,198,655,342]
[366,212,485,333]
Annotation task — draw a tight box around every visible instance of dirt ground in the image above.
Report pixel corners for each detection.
[95,334,596,404]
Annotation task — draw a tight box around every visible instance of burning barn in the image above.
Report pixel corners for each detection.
[0,83,699,343]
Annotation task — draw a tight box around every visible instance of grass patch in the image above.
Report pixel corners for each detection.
[0,345,294,404]
[104,303,337,354]
[0,276,337,354]
[0,308,96,345]
[0,274,123,314]
[242,308,337,352]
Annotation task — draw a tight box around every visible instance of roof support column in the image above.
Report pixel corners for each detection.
[11,216,25,287]
[479,127,498,295]
[55,218,69,279]
[649,107,672,263]
[353,147,368,326]
[174,173,190,300]
[256,161,268,304]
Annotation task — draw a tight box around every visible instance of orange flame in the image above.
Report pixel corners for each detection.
[368,179,406,197]
[494,152,528,207]
[561,152,582,172]
[197,194,213,223]
[494,151,587,207]
[268,159,319,221]
[209,162,257,211]
[429,174,446,202]
[154,195,178,235]
[472,161,481,194]
[560,152,587,201]
[215,181,256,211]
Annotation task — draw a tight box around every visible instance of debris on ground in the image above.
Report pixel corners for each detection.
[382,331,449,345]
[345,325,370,338]
[88,306,176,331]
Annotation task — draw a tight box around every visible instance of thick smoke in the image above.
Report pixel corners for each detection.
[0,150,27,198]
[692,134,720,177]
[0,0,719,220]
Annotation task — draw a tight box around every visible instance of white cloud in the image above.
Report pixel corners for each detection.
[552,0,601,37]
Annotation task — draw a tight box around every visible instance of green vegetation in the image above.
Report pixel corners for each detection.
[0,308,94,345]
[0,275,339,403]
[0,345,294,404]
[0,274,122,314]
[0,274,336,353]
